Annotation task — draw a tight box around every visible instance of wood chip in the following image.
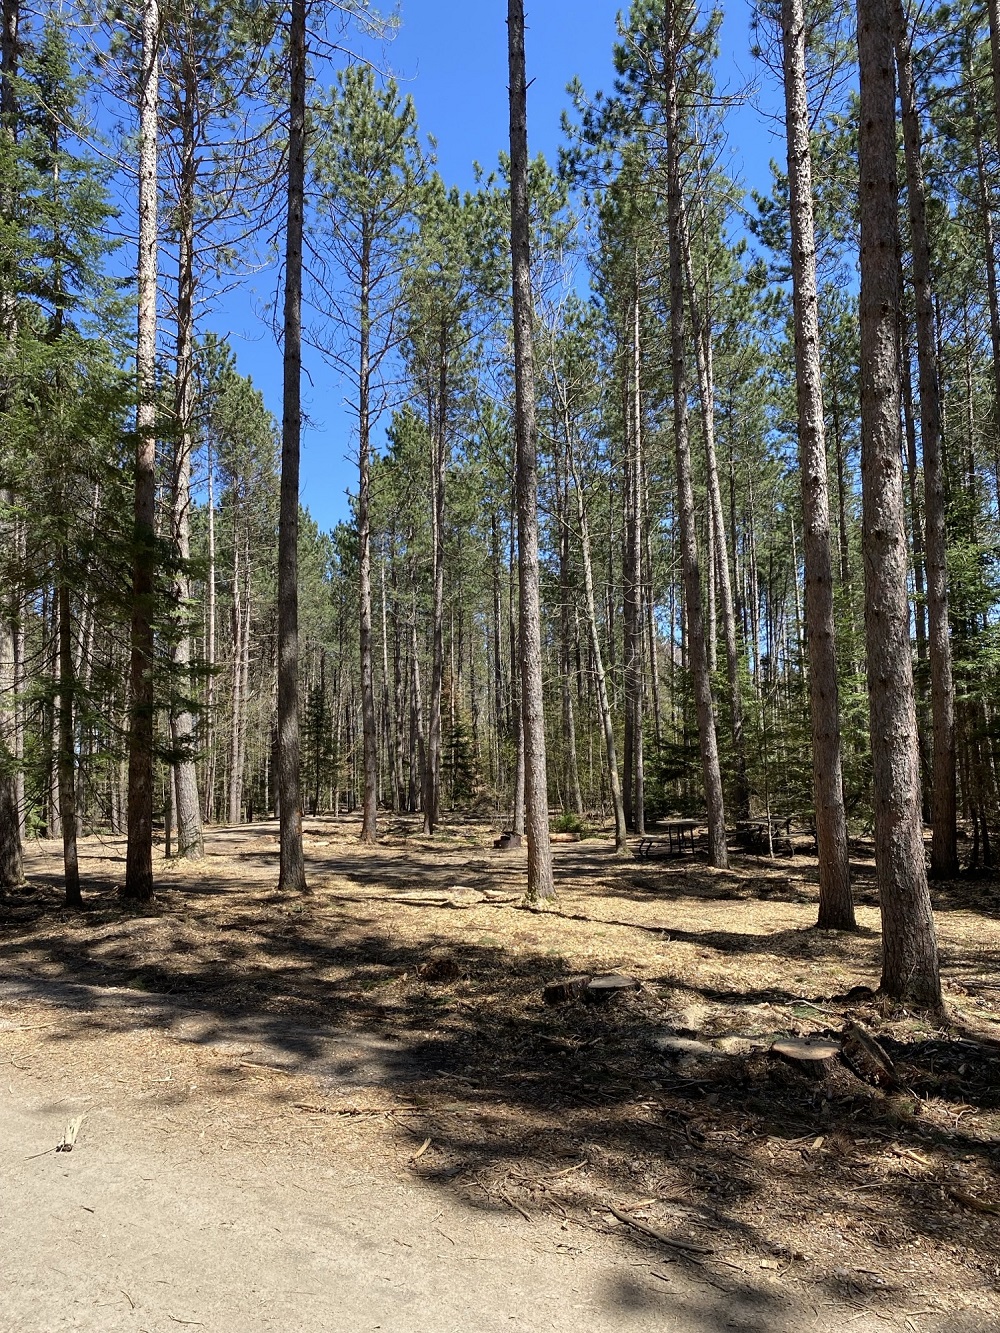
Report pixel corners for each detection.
[411,1137,432,1161]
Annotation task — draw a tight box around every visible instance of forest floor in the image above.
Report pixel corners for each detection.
[2,817,1000,1332]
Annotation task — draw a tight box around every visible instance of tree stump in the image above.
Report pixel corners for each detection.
[543,975,592,1006]
[841,1022,901,1089]
[581,974,641,1004]
[771,1037,841,1077]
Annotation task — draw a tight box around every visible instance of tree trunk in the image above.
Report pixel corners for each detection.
[680,204,749,818]
[169,39,203,859]
[358,228,378,842]
[423,350,446,834]
[664,0,728,868]
[203,441,216,822]
[410,609,425,814]
[557,451,584,816]
[124,0,160,903]
[892,0,957,880]
[563,391,628,852]
[0,3,23,888]
[781,0,854,928]
[508,0,553,901]
[58,560,81,905]
[857,0,941,1008]
[276,0,307,891]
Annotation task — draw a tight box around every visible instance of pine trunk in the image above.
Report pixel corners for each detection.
[0,3,23,888]
[508,0,554,900]
[892,0,957,879]
[169,44,203,859]
[781,0,854,928]
[680,207,749,818]
[857,0,941,1008]
[664,0,728,868]
[359,231,378,842]
[276,0,307,891]
[565,400,628,852]
[124,0,160,903]
[58,573,80,906]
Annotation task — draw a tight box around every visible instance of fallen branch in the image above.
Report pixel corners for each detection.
[606,1205,715,1255]
[948,1187,1000,1216]
[501,1189,534,1223]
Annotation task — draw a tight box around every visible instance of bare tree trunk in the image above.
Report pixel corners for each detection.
[508,0,553,900]
[410,610,425,814]
[858,0,941,1008]
[563,391,628,852]
[423,353,446,834]
[169,37,203,859]
[276,0,307,890]
[358,229,378,842]
[680,210,749,818]
[228,538,244,824]
[901,318,928,664]
[0,1,23,889]
[557,451,584,816]
[781,0,854,928]
[664,0,727,868]
[627,270,645,835]
[203,442,216,822]
[124,0,160,903]
[892,0,957,880]
[58,573,80,906]
[389,547,405,811]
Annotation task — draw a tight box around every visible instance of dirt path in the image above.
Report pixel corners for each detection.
[0,985,876,1333]
[3,818,1000,1331]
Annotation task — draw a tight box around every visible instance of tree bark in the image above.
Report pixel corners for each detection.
[58,573,81,906]
[423,348,446,834]
[169,30,204,859]
[664,0,728,868]
[276,0,307,891]
[508,0,554,900]
[0,1,22,888]
[563,390,628,852]
[781,0,854,928]
[556,448,584,816]
[680,204,749,818]
[891,0,957,879]
[358,226,378,842]
[857,0,941,1008]
[203,441,216,822]
[124,0,160,903]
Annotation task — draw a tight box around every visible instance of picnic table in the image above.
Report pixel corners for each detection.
[735,815,816,856]
[637,818,703,859]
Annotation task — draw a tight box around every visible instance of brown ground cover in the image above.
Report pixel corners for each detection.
[3,816,1000,1328]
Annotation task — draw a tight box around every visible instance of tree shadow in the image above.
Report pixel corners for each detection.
[4,822,1000,1325]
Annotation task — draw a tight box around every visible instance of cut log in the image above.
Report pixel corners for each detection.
[841,1022,901,1089]
[549,831,581,843]
[771,1037,841,1077]
[582,974,641,1004]
[543,975,592,1006]
[652,1034,721,1060]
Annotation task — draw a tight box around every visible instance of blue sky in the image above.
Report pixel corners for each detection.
[213,0,782,533]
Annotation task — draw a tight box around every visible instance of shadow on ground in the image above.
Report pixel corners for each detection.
[3,817,1000,1328]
